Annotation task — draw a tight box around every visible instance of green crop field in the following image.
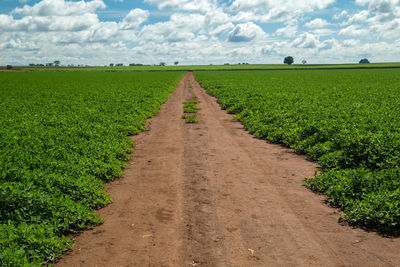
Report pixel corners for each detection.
[195,69,400,234]
[2,62,400,72]
[0,71,184,265]
[2,66,400,265]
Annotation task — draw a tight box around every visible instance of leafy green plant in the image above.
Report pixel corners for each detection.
[183,99,200,113]
[182,95,200,123]
[182,114,200,123]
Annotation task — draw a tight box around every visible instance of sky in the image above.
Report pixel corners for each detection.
[0,0,399,66]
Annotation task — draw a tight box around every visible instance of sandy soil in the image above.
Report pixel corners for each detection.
[56,72,400,266]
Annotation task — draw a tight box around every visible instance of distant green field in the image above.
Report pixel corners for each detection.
[0,71,184,265]
[195,68,400,234]
[2,62,400,72]
[98,62,400,71]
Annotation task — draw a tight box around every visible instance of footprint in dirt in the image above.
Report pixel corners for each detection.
[155,208,174,223]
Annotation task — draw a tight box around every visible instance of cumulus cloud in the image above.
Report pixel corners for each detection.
[311,28,335,36]
[204,9,230,27]
[13,0,106,16]
[333,10,348,20]
[228,22,267,42]
[348,0,400,40]
[319,38,338,50]
[1,0,108,33]
[339,25,369,36]
[0,13,99,32]
[305,18,330,28]
[356,0,400,21]
[275,21,298,37]
[342,10,369,25]
[370,18,400,38]
[139,13,204,43]
[342,39,361,47]
[144,0,215,12]
[1,37,40,51]
[229,0,335,22]
[356,0,399,12]
[292,33,319,48]
[121,9,149,30]
[230,0,335,11]
[210,23,234,36]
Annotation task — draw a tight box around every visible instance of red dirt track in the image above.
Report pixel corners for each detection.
[56,73,400,266]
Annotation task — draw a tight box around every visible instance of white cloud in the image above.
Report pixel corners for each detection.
[342,39,360,47]
[1,0,108,34]
[275,23,297,37]
[13,0,106,16]
[342,10,369,25]
[88,21,120,43]
[0,14,100,32]
[333,10,348,20]
[121,9,149,30]
[305,18,330,28]
[144,0,215,13]
[228,22,267,42]
[311,28,335,36]
[210,23,234,36]
[356,0,400,21]
[356,0,399,12]
[319,38,338,50]
[204,9,230,27]
[230,0,335,11]
[139,13,204,43]
[0,15,14,30]
[370,18,400,38]
[292,33,319,48]
[339,25,369,36]
[229,0,335,22]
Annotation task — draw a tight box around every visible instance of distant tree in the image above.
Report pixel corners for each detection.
[174,61,179,66]
[359,58,370,64]
[54,60,60,66]
[159,62,166,66]
[129,63,135,66]
[6,65,12,70]
[284,56,294,65]
[110,63,114,67]
[302,59,307,64]
[224,63,230,65]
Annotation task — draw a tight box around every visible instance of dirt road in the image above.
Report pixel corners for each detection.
[57,73,400,266]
